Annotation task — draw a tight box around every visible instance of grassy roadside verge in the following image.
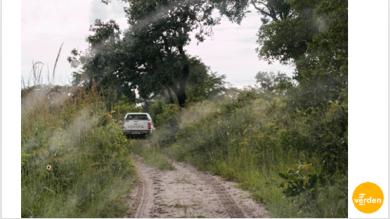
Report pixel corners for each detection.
[21,87,137,217]
[149,90,347,218]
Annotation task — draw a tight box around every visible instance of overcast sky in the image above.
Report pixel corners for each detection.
[22,0,294,87]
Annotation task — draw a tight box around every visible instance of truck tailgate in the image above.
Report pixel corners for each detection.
[124,120,149,130]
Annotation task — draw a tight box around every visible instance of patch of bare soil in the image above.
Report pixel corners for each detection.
[127,158,268,218]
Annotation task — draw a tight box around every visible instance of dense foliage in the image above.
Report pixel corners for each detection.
[69,0,225,107]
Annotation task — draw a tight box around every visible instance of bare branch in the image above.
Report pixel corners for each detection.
[250,0,279,21]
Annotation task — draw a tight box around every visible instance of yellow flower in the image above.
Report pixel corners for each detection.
[46,164,52,171]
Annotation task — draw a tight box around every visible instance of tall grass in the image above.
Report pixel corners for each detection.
[21,87,136,217]
[22,43,64,89]
[151,90,347,218]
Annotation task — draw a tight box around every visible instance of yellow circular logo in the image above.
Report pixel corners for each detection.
[352,182,384,213]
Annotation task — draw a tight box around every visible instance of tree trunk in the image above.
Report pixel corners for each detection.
[177,63,189,107]
[176,85,187,108]
[176,46,190,108]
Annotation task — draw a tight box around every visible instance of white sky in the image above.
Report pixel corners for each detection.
[22,0,294,87]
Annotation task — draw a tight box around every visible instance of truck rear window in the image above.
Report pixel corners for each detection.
[126,114,149,120]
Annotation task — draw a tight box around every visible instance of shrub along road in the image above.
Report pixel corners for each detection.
[127,157,268,218]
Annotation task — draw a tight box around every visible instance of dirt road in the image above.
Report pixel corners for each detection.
[127,158,268,218]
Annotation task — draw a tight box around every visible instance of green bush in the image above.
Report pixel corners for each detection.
[149,100,180,127]
[110,100,142,122]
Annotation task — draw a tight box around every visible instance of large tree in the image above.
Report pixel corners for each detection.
[68,19,138,106]
[70,0,224,107]
[121,0,221,107]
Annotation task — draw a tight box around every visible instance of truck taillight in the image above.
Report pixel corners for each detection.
[147,122,152,130]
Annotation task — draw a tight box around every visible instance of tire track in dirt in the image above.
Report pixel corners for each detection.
[189,166,246,217]
[182,162,268,218]
[128,158,268,218]
[128,158,155,218]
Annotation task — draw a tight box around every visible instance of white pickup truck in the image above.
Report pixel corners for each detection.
[123,112,154,137]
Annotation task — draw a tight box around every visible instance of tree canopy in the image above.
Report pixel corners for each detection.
[70,0,227,107]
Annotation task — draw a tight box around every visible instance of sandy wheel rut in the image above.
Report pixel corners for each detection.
[128,158,268,218]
